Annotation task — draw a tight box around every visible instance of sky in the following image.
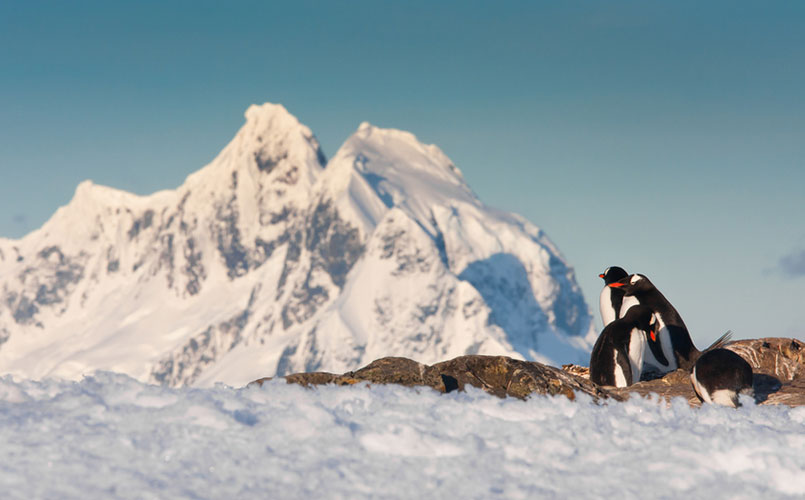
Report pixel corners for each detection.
[1,1,804,346]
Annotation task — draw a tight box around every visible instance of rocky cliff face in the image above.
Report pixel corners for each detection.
[0,103,595,387]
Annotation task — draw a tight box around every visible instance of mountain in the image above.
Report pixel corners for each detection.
[0,103,595,387]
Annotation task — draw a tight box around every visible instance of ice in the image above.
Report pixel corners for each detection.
[0,372,802,498]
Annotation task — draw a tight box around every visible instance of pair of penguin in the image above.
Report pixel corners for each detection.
[590,266,753,407]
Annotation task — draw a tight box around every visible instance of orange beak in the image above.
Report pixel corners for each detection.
[650,329,657,342]
[598,273,605,279]
[608,282,625,288]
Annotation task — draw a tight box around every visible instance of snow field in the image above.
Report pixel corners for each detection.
[0,373,803,499]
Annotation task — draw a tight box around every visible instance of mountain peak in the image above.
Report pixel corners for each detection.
[72,180,137,204]
[237,103,322,155]
[182,102,327,199]
[0,102,594,387]
[244,102,297,129]
[352,121,428,149]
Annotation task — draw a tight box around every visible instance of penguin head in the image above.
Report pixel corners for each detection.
[608,273,653,296]
[622,304,659,342]
[599,266,628,285]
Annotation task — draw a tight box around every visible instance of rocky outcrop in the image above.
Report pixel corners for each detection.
[725,337,804,381]
[251,354,617,402]
[252,337,805,407]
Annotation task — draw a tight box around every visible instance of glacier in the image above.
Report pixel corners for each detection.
[0,374,803,499]
[0,102,594,387]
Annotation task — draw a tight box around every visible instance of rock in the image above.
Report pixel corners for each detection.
[427,355,617,401]
[561,363,590,379]
[725,338,804,381]
[249,338,805,407]
[250,355,616,402]
[608,369,703,406]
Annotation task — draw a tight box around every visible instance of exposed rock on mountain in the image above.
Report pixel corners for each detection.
[0,103,594,387]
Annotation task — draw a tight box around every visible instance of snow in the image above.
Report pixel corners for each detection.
[0,102,594,387]
[1,373,803,499]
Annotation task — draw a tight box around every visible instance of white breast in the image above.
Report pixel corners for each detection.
[599,287,617,326]
[613,350,628,387]
[620,295,640,316]
[599,288,641,327]
[690,367,711,402]
[627,327,647,383]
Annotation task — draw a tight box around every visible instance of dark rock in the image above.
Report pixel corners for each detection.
[608,369,700,406]
[428,355,617,400]
[4,250,85,324]
[250,354,616,402]
[128,210,154,240]
[304,199,364,289]
[183,237,205,296]
[214,200,250,279]
[254,150,288,174]
[11,295,39,324]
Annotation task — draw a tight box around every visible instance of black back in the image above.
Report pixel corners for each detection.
[590,305,654,386]
[694,348,753,398]
[613,274,698,370]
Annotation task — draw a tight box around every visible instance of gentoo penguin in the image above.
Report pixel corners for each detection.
[691,348,754,408]
[589,305,658,387]
[608,273,697,373]
[608,274,731,373]
[598,266,640,326]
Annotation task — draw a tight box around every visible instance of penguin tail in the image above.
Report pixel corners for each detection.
[703,330,733,353]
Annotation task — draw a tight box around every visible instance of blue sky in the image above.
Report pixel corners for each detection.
[2,1,804,344]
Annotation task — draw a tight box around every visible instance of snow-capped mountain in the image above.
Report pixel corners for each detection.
[0,103,594,387]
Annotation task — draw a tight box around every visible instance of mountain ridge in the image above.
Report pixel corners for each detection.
[0,102,594,386]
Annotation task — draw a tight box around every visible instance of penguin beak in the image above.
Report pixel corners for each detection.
[598,273,605,279]
[607,282,625,288]
[649,328,657,342]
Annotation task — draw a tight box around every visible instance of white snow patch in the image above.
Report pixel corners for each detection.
[0,373,802,498]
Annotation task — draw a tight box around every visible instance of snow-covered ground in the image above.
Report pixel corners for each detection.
[1,374,803,499]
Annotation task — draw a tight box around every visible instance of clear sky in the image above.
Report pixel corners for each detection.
[2,1,804,345]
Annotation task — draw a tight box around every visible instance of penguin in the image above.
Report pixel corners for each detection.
[608,273,731,373]
[589,305,658,387]
[691,348,754,408]
[598,266,640,326]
